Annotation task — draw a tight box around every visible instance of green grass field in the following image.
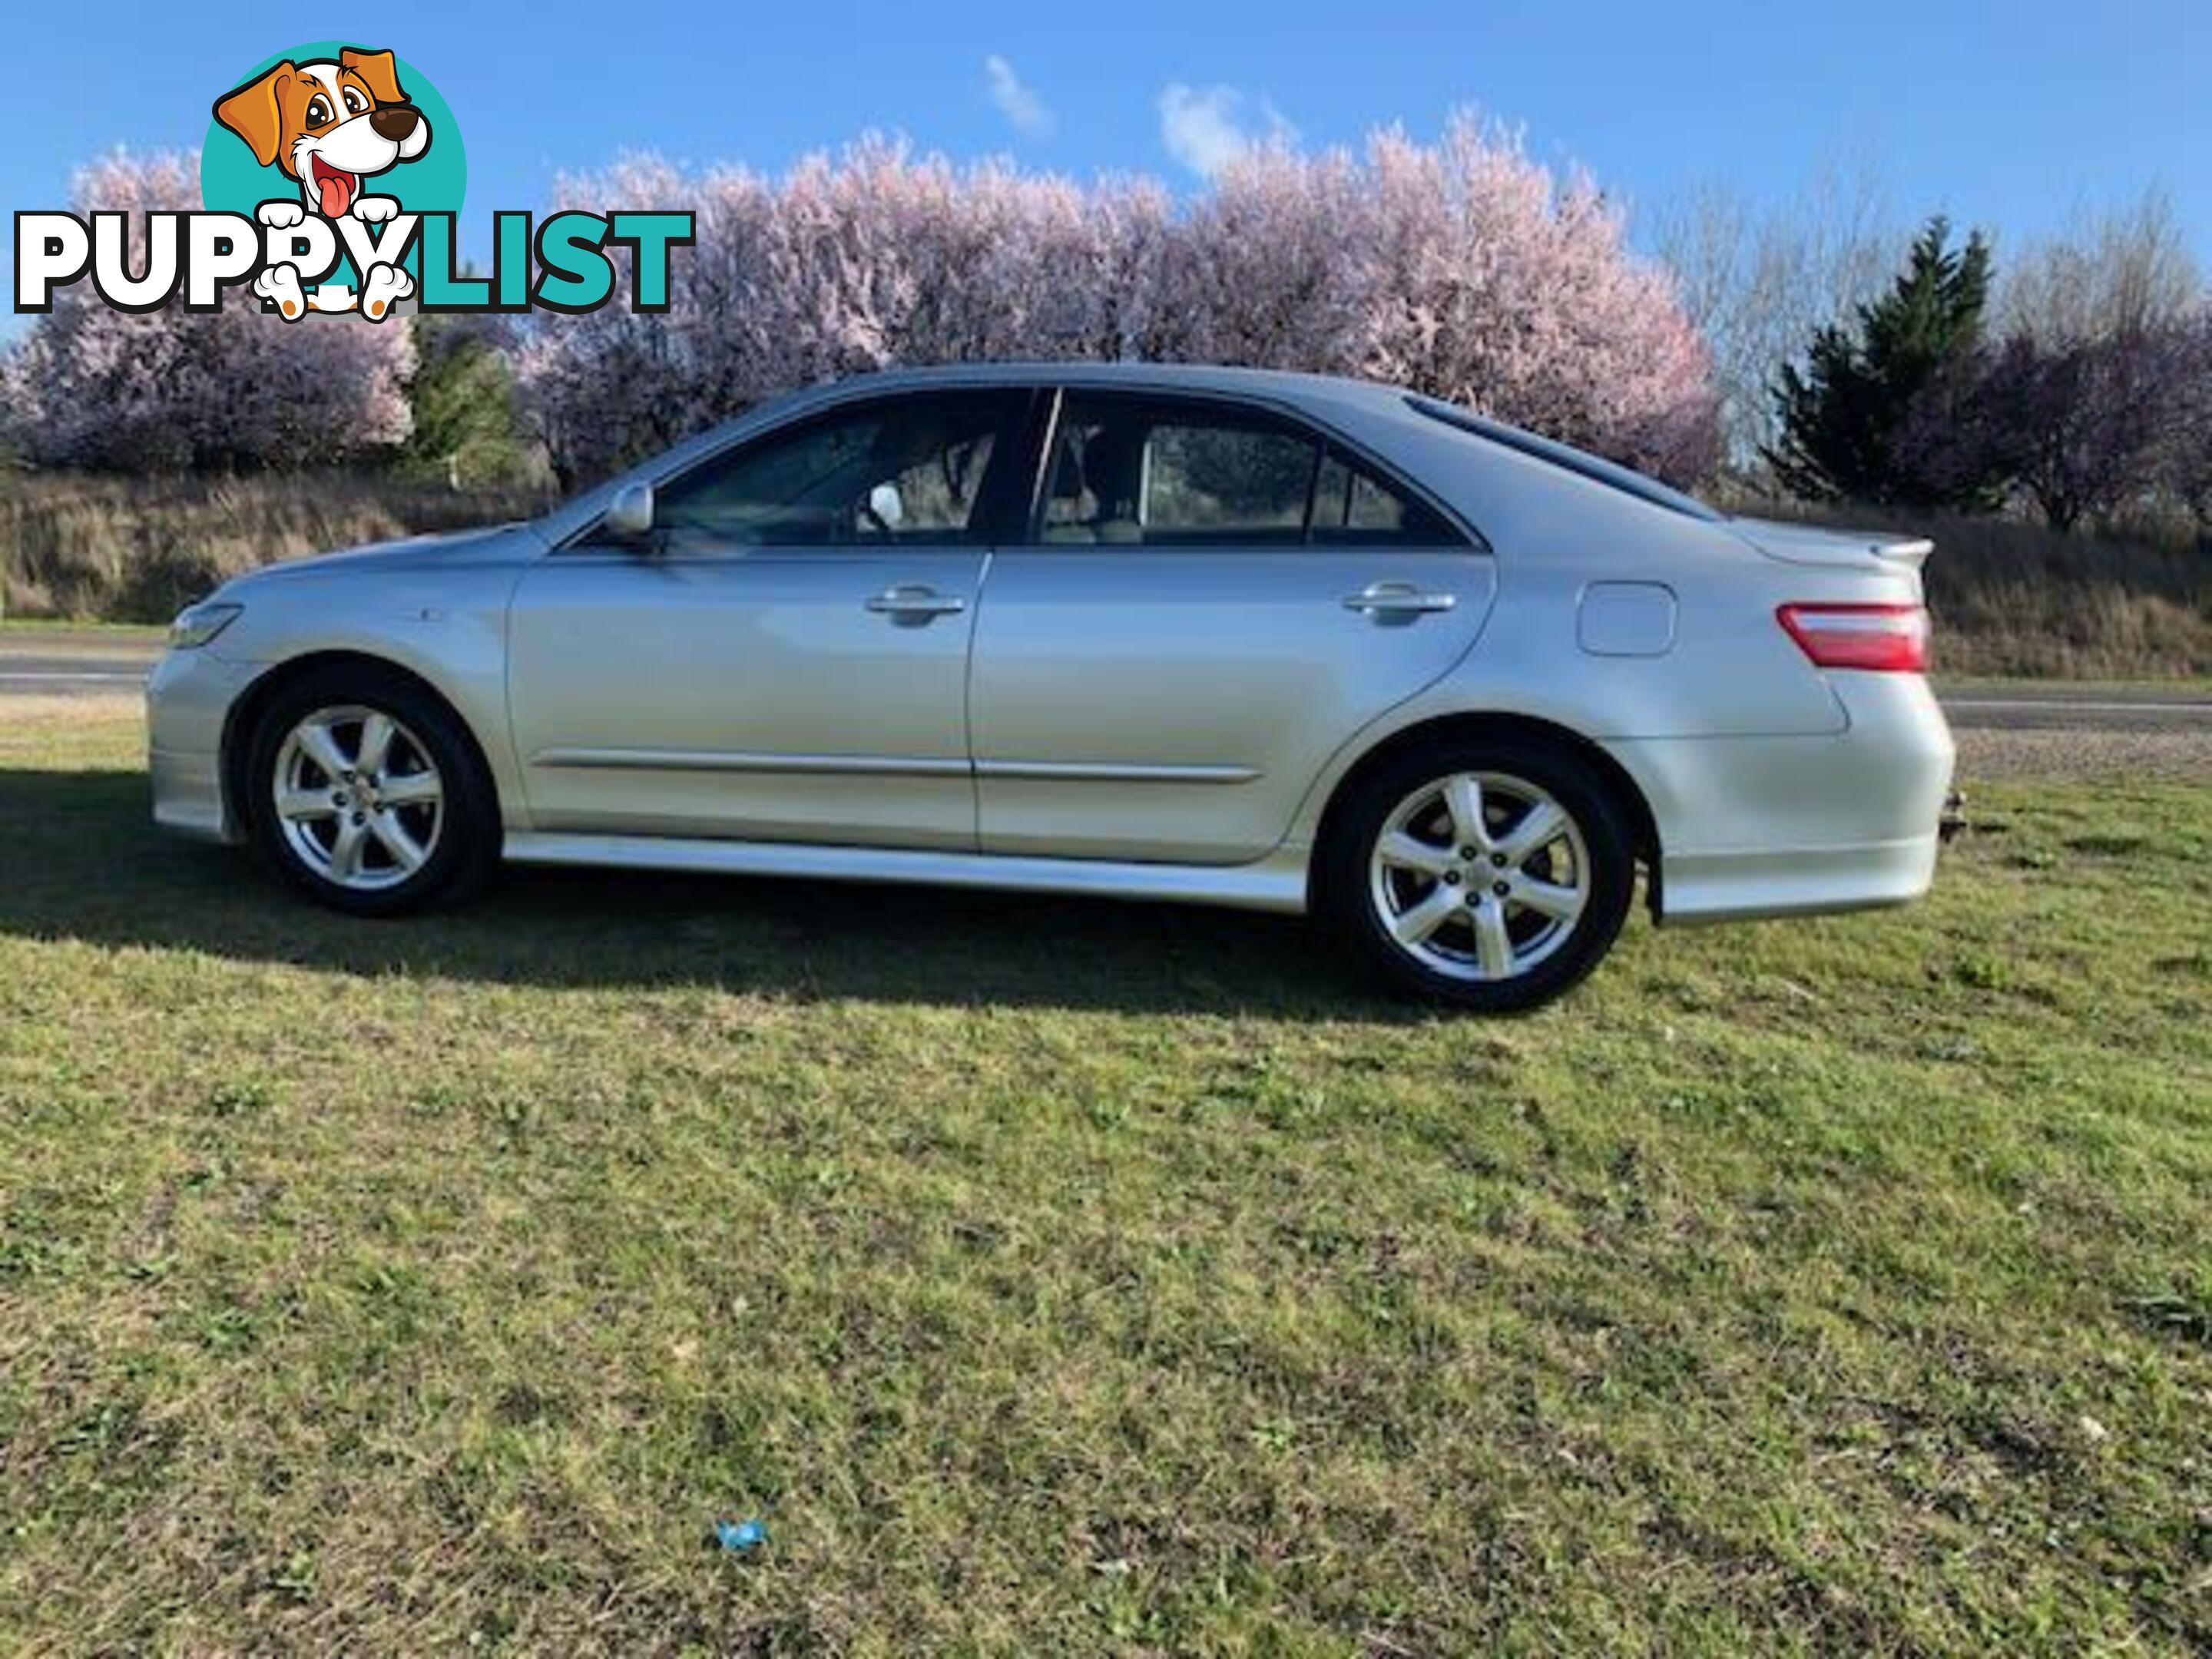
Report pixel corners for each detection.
[2,703,2207,1655]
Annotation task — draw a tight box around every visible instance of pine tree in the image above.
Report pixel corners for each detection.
[1763,216,1995,505]
[400,310,535,490]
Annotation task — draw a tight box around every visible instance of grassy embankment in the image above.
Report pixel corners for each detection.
[1748,502,2212,680]
[0,472,555,624]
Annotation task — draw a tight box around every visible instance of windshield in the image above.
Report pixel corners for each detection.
[1405,395,1725,523]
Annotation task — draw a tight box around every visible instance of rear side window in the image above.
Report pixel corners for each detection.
[1309,451,1464,546]
[1145,424,1314,538]
[1038,390,1467,548]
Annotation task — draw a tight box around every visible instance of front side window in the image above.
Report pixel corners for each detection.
[1038,391,1465,548]
[650,390,1025,552]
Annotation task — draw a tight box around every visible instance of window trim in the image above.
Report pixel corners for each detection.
[1021,386,1485,552]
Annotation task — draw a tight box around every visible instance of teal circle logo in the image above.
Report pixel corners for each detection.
[201,42,464,295]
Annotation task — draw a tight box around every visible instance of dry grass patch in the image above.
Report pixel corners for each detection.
[0,472,553,622]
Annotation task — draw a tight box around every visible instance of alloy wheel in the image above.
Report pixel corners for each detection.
[1366,770,1590,982]
[272,704,446,892]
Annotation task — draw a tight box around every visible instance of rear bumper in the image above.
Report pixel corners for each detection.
[147,647,255,844]
[1654,832,1940,923]
[1608,673,1955,925]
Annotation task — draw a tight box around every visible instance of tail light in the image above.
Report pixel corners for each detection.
[1777,603,1929,673]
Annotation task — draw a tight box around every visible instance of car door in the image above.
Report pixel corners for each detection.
[507,388,1031,849]
[969,389,1496,864]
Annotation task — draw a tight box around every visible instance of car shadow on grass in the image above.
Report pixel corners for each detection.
[0,768,1407,1018]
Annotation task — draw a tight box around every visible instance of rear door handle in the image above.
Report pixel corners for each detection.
[1343,581,1458,618]
[866,584,968,624]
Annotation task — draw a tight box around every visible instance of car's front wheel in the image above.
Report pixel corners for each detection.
[243,667,498,916]
[1321,736,1635,1011]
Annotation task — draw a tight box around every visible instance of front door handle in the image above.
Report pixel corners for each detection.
[866,584,968,625]
[1343,581,1458,619]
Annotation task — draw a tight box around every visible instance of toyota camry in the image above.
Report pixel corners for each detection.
[148,364,1955,1010]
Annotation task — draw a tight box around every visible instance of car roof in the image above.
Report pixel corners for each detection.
[810,359,1413,412]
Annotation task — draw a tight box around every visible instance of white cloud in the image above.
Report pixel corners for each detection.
[984,55,1055,140]
[1157,83,1298,180]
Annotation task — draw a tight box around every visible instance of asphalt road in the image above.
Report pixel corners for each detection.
[0,629,163,694]
[1936,692,2212,730]
[2,628,2208,732]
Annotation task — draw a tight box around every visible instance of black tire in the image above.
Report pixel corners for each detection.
[1319,734,1635,1012]
[242,664,500,917]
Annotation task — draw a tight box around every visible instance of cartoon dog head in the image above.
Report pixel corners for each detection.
[214,48,431,219]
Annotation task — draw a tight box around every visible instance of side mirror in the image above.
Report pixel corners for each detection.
[601,482,657,543]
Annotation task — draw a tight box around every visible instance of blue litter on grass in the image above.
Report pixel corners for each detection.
[714,1518,767,1551]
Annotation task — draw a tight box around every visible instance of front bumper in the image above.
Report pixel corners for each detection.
[147,647,257,843]
[1607,673,1956,926]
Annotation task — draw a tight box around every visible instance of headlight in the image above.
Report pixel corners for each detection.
[167,601,243,650]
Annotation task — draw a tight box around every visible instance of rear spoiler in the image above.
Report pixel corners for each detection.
[1730,517,1935,574]
[1872,536,1935,573]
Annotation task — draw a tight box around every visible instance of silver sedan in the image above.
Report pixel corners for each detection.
[148,364,1955,1010]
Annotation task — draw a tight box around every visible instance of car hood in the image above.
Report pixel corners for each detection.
[220,522,545,591]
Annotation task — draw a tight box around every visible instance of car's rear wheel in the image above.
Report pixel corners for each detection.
[243,667,498,916]
[1321,736,1634,1011]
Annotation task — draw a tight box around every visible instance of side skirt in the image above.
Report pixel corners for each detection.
[501,831,1313,915]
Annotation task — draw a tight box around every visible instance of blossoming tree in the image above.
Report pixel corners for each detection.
[523,118,1718,487]
[4,152,413,472]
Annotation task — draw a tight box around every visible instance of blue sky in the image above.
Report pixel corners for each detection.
[6,0,2207,326]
